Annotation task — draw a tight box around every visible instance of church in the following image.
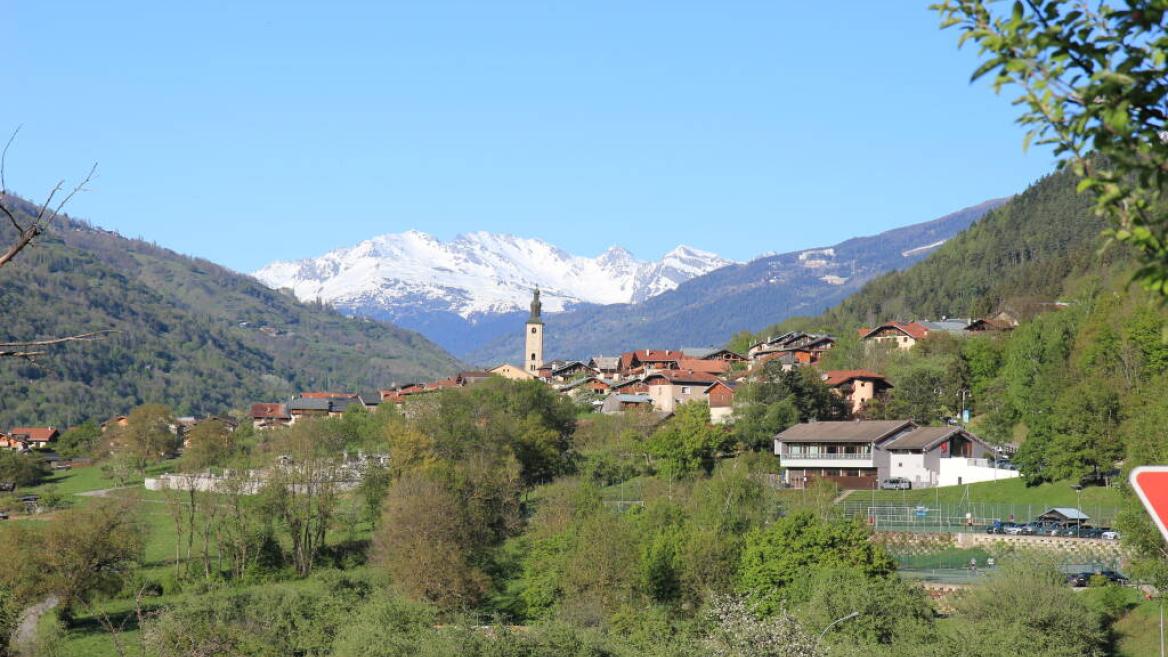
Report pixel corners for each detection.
[487,287,545,381]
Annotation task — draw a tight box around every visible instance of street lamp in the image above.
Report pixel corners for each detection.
[818,611,860,645]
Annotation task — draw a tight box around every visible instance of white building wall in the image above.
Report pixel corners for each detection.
[648,385,676,413]
[709,406,733,424]
[886,453,936,487]
[937,458,1021,487]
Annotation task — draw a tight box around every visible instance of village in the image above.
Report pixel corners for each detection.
[0,289,1033,497]
[233,289,1029,495]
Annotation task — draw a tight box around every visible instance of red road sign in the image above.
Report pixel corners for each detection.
[1130,466,1168,542]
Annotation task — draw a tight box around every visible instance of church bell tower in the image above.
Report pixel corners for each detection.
[525,287,544,374]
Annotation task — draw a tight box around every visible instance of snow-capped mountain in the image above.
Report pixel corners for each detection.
[253,231,733,319]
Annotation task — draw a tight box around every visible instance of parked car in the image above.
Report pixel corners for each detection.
[1101,530,1121,540]
[879,478,912,490]
[1069,569,1129,587]
[1003,524,1026,535]
[1098,570,1129,584]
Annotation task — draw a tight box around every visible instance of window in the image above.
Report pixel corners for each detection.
[531,327,537,334]
[530,353,536,361]
[681,386,691,394]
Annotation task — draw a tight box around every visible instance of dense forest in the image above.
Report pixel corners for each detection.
[818,166,1110,330]
[0,196,461,427]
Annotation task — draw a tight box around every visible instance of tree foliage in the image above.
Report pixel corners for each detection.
[934,0,1168,294]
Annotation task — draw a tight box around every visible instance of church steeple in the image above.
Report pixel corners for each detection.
[528,286,543,324]
[525,287,544,374]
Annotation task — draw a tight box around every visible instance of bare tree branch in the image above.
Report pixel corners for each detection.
[0,129,109,361]
[0,124,20,193]
[0,330,116,349]
[0,128,97,271]
[0,331,115,359]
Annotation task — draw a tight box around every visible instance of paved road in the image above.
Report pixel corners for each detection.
[14,595,58,653]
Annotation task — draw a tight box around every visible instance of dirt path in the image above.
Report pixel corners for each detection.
[14,595,58,653]
[76,485,135,498]
[833,489,854,505]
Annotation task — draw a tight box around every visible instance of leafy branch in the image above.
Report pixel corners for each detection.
[932,0,1168,292]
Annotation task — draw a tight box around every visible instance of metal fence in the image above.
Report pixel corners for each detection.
[839,500,1123,532]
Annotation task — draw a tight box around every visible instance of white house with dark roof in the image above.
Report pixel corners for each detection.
[775,420,1018,490]
[883,426,1017,488]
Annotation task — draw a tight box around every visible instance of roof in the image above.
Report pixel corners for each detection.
[247,402,288,416]
[918,319,973,333]
[705,380,736,392]
[551,361,592,375]
[1042,507,1090,521]
[612,394,652,403]
[287,398,334,412]
[643,370,720,386]
[589,356,620,370]
[676,359,730,374]
[821,370,890,387]
[287,397,365,412]
[559,377,610,392]
[681,346,719,359]
[299,391,360,399]
[860,322,930,341]
[883,426,963,451]
[965,318,1016,331]
[8,427,59,442]
[776,420,915,444]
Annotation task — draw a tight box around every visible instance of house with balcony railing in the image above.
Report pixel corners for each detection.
[775,420,1016,490]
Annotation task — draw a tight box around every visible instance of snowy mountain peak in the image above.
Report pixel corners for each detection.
[253,231,735,319]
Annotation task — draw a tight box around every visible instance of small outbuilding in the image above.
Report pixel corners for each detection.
[1036,507,1090,526]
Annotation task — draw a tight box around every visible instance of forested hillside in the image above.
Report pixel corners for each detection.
[0,197,461,427]
[820,167,1111,329]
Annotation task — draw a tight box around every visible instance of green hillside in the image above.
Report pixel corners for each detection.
[0,197,461,426]
[826,167,1116,327]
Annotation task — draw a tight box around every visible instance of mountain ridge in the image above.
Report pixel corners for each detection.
[254,230,734,317]
[464,198,1009,365]
[0,196,462,427]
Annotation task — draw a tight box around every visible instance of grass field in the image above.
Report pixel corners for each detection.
[1114,598,1165,657]
[858,477,1123,508]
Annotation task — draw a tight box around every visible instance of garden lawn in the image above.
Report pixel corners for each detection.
[856,477,1121,509]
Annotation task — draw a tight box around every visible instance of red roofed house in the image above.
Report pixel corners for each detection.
[4,427,59,450]
[821,370,893,416]
[619,349,683,375]
[859,322,930,351]
[249,403,292,430]
[643,370,720,413]
[704,380,736,424]
[677,358,731,375]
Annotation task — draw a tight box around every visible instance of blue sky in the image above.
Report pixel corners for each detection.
[3,1,1055,272]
